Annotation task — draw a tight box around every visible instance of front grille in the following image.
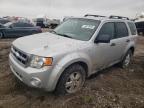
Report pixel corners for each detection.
[11,46,29,66]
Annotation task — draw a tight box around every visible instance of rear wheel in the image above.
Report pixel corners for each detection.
[119,50,133,68]
[55,64,86,95]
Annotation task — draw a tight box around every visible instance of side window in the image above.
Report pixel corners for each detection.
[98,22,115,39]
[13,23,23,27]
[23,23,34,27]
[115,22,128,38]
[128,22,137,35]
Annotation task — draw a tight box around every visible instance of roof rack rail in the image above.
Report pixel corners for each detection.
[109,15,129,20]
[84,14,106,18]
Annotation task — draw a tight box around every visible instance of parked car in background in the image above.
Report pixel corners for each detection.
[0,22,42,38]
[9,15,137,95]
[16,17,31,23]
[135,19,144,35]
[49,19,60,29]
[0,18,10,24]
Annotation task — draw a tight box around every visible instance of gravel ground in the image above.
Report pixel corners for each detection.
[0,34,144,108]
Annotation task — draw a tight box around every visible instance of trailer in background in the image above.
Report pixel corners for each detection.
[33,16,60,29]
[135,18,144,36]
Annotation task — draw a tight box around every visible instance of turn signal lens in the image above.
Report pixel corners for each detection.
[43,57,53,66]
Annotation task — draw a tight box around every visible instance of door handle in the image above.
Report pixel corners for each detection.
[126,39,130,42]
[110,43,116,46]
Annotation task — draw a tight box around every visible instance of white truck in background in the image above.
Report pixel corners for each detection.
[33,15,60,28]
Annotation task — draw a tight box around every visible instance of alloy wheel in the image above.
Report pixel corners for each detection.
[65,72,83,93]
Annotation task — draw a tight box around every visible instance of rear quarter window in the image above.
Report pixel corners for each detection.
[128,22,137,35]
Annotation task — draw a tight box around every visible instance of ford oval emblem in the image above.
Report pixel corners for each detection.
[15,52,20,57]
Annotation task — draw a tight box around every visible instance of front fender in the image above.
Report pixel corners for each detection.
[46,52,91,91]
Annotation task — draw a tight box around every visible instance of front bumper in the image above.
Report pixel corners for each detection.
[9,53,53,91]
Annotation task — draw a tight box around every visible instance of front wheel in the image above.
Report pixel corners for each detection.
[119,50,133,68]
[55,64,86,95]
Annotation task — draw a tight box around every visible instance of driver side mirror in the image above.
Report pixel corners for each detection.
[95,34,111,43]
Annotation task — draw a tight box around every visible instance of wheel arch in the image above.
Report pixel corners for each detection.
[54,61,88,91]
[46,57,91,91]
[129,46,135,55]
[61,61,89,77]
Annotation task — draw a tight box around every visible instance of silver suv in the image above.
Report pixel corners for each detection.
[9,15,138,94]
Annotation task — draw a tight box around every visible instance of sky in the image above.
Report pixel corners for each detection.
[0,0,143,19]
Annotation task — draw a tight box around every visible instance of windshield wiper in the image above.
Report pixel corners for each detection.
[56,33,73,39]
[49,30,57,34]
[50,30,73,39]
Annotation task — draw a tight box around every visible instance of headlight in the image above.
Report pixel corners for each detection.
[30,55,53,68]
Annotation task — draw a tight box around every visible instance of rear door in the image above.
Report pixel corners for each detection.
[13,22,32,36]
[19,23,35,36]
[108,22,130,63]
[12,23,25,37]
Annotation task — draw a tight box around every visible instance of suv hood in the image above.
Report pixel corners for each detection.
[12,32,85,56]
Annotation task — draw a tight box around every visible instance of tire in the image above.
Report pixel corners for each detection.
[55,64,86,95]
[119,50,133,68]
[0,32,3,39]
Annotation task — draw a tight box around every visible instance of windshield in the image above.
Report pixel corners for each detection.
[53,18,100,41]
[4,22,13,27]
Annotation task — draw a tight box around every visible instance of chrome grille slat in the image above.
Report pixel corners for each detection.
[11,46,29,66]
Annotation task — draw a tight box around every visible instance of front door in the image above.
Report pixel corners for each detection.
[92,22,116,71]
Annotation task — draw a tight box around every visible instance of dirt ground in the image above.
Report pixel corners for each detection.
[0,35,144,108]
